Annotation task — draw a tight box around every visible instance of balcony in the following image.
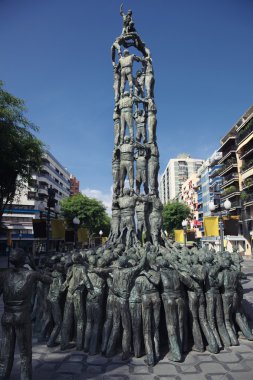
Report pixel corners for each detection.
[242,177,253,191]
[209,165,223,178]
[37,174,70,195]
[241,167,253,182]
[241,192,253,206]
[38,187,48,196]
[218,134,236,152]
[220,185,240,200]
[230,199,241,210]
[221,173,239,189]
[209,176,222,188]
[218,149,237,164]
[237,118,253,145]
[238,138,253,160]
[241,159,253,174]
[42,163,70,186]
[219,160,238,177]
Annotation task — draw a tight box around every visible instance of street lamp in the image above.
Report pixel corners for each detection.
[208,198,231,252]
[38,201,45,219]
[99,230,103,245]
[73,217,80,248]
[182,219,187,247]
[19,233,22,248]
[54,203,61,217]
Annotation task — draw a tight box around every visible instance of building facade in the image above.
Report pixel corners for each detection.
[236,106,253,254]
[70,175,80,196]
[180,174,199,226]
[159,154,204,204]
[0,150,71,252]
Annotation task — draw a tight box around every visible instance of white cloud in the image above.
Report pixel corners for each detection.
[82,187,113,215]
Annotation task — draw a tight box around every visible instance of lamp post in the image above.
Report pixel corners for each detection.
[73,217,80,249]
[38,201,45,220]
[209,198,231,252]
[54,203,61,218]
[37,186,58,253]
[19,233,22,248]
[99,230,103,245]
[182,219,187,247]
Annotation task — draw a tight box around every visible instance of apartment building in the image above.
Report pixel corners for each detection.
[180,174,200,226]
[236,106,253,254]
[160,154,204,204]
[70,175,80,196]
[0,150,71,252]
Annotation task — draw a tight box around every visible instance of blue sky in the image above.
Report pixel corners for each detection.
[1,0,253,210]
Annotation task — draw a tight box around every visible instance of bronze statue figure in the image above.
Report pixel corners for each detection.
[0,249,52,380]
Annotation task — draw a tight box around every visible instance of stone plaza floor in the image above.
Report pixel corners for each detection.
[1,257,253,380]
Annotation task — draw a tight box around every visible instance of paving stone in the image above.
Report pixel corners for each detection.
[111,354,131,364]
[197,362,228,374]
[86,365,103,374]
[179,355,199,366]
[68,354,86,362]
[37,362,57,372]
[216,352,241,363]
[129,376,156,380]
[44,352,69,361]
[232,372,253,380]
[32,352,44,360]
[231,344,253,353]
[87,355,109,365]
[132,364,150,374]
[32,359,42,368]
[106,364,131,375]
[103,377,129,380]
[153,363,178,375]
[172,375,206,380]
[56,362,83,373]
[242,358,253,370]
[225,361,252,372]
[80,375,104,380]
[51,374,77,380]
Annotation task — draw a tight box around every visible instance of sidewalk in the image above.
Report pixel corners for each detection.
[2,259,253,380]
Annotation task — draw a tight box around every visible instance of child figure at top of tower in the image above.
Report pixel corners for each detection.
[120,4,136,35]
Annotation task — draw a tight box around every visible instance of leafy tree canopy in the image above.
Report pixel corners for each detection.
[0,81,44,224]
[60,193,111,236]
[163,200,192,233]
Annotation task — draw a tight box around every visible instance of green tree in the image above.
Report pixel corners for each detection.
[60,193,111,236]
[163,200,192,234]
[0,81,44,225]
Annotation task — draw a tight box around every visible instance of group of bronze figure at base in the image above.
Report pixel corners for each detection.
[1,243,253,380]
[33,243,253,365]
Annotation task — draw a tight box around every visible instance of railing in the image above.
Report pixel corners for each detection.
[42,163,70,186]
[242,193,253,204]
[209,165,223,177]
[219,147,237,161]
[38,173,70,194]
[230,200,241,209]
[221,185,238,196]
[219,160,237,175]
[242,177,253,190]
[222,172,239,185]
[237,119,253,144]
[241,160,253,174]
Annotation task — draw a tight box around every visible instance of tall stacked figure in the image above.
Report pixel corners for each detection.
[109,4,162,248]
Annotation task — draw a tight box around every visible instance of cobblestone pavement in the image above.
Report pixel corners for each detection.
[2,258,253,380]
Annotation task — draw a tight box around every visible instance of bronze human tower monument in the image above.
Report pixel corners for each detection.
[108,4,163,248]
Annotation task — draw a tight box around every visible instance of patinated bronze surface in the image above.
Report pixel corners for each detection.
[1,8,253,380]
